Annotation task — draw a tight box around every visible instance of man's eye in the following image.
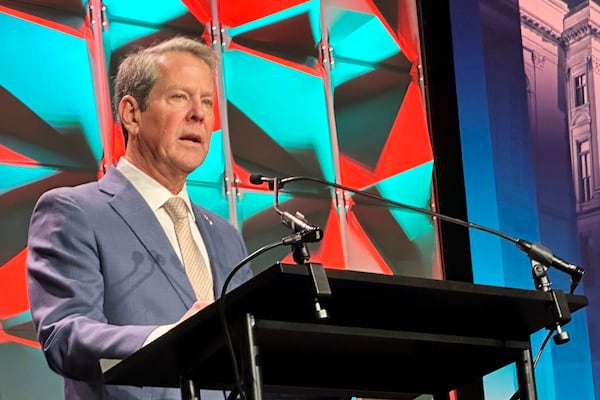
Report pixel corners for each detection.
[203,99,214,106]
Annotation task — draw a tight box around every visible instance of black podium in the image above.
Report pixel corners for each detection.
[103,263,588,400]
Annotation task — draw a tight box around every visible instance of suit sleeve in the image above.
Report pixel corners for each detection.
[26,188,156,381]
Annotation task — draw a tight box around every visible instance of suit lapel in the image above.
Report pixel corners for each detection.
[99,168,196,307]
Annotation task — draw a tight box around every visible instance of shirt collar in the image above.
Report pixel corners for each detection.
[116,157,194,218]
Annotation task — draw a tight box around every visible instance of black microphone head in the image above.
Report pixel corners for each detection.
[249,173,278,190]
[249,174,265,185]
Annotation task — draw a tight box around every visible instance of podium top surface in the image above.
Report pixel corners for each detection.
[103,263,588,396]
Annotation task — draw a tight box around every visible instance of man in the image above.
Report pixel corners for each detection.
[26,36,252,399]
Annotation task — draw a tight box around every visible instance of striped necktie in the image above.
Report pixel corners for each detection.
[163,197,214,302]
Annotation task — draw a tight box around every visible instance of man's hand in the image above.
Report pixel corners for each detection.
[176,300,212,324]
[143,300,212,346]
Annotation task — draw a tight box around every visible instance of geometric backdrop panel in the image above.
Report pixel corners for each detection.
[0,1,438,398]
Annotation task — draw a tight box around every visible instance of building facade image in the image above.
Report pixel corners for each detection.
[521,0,600,392]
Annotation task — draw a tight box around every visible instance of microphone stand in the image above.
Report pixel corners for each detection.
[531,260,571,345]
[215,177,331,399]
[218,232,313,400]
[291,241,331,320]
[508,261,570,400]
[272,177,331,321]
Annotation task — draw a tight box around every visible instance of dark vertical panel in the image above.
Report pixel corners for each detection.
[416,0,473,283]
[416,0,483,398]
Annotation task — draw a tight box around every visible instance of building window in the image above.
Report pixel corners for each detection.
[575,73,587,107]
[578,139,592,202]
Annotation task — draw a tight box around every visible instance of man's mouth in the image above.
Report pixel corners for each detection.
[181,135,201,143]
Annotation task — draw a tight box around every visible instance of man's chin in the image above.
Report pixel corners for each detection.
[182,157,208,174]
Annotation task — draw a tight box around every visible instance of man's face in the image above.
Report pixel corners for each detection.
[129,51,215,183]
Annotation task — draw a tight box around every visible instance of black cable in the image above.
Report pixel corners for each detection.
[217,235,303,400]
[276,175,519,243]
[255,175,583,292]
[507,328,555,400]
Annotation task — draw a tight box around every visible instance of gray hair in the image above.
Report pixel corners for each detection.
[113,36,217,143]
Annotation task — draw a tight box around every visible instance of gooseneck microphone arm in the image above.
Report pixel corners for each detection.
[251,174,516,240]
[249,174,584,294]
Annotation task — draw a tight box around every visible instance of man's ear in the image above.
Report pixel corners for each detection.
[118,95,141,137]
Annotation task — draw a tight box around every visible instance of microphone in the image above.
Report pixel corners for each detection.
[280,210,323,243]
[516,239,584,292]
[249,173,268,185]
[248,174,584,293]
[251,174,324,245]
[249,173,279,190]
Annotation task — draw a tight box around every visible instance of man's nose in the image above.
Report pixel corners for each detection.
[188,101,206,122]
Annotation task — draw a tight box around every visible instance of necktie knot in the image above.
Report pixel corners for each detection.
[163,197,188,222]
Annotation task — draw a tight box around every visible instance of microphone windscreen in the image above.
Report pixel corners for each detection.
[249,174,265,185]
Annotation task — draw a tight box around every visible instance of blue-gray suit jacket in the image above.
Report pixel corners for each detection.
[26,167,252,399]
